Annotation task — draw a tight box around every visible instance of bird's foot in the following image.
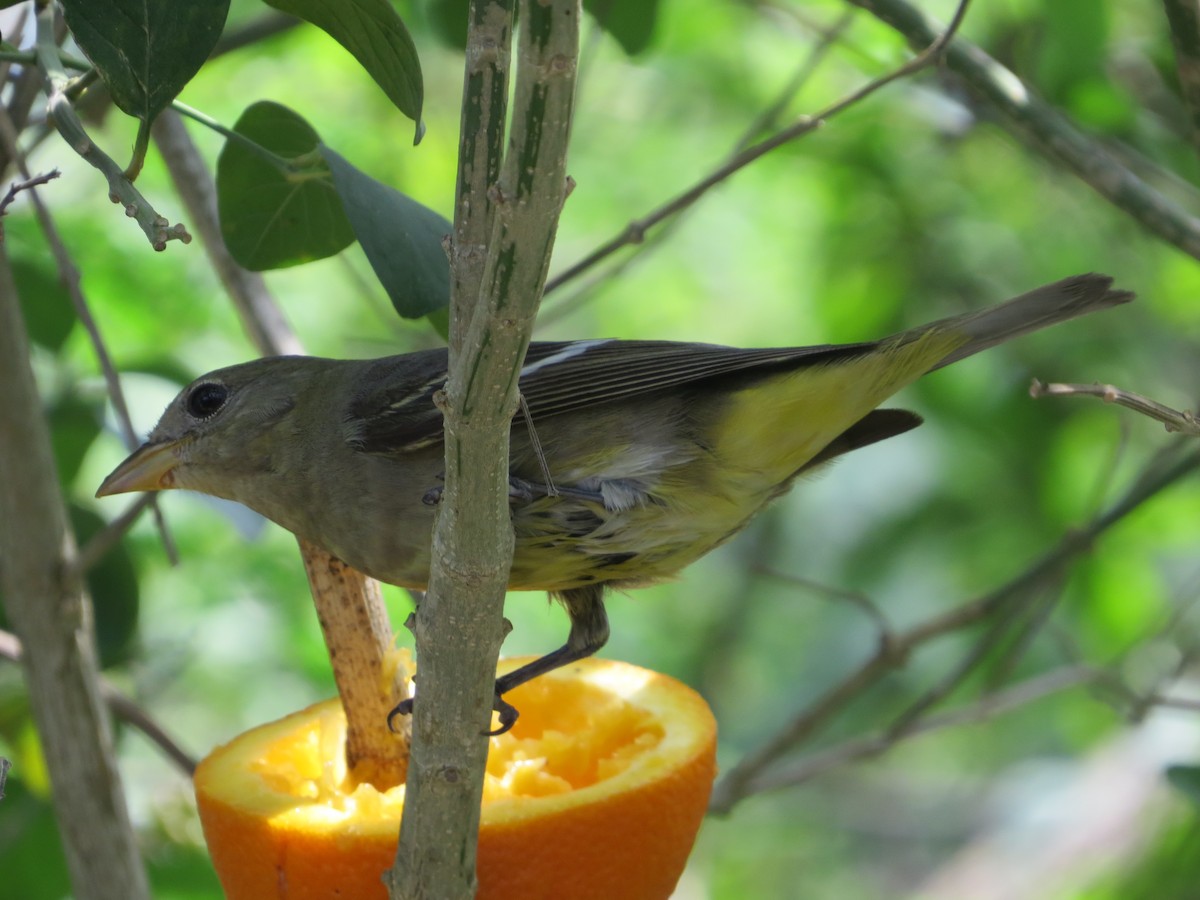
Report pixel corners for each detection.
[386,685,521,736]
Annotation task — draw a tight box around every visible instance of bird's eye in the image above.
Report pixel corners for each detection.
[186,382,229,419]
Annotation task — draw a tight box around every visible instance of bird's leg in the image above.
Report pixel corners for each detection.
[387,586,610,736]
[421,476,605,508]
[488,585,610,734]
[507,475,606,506]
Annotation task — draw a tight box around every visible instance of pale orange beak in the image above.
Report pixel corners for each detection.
[95,440,182,497]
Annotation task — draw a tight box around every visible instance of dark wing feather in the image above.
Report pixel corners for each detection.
[516,339,876,419]
[346,339,878,454]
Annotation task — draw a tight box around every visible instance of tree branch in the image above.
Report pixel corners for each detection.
[710,445,1200,814]
[0,236,149,900]
[544,0,971,295]
[389,1,579,895]
[852,0,1200,262]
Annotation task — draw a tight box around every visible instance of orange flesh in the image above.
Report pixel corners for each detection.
[195,657,717,900]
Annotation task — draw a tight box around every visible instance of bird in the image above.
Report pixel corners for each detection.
[97,273,1131,731]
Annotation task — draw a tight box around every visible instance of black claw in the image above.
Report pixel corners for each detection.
[387,697,414,732]
[484,692,520,736]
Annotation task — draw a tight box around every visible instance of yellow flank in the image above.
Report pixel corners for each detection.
[715,326,968,483]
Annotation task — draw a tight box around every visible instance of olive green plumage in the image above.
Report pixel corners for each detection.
[98,273,1132,725]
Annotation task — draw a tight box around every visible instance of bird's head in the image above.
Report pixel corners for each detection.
[96,357,323,502]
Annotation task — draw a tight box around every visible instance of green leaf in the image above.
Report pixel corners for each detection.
[11,252,74,352]
[264,0,424,142]
[427,0,468,50]
[584,0,661,56]
[323,147,450,319]
[217,102,355,271]
[1167,764,1200,808]
[60,0,230,125]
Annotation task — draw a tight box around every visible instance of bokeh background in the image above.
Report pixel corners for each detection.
[3,0,1200,897]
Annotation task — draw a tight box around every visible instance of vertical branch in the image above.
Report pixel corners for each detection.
[449,0,514,349]
[0,247,149,898]
[390,1,579,896]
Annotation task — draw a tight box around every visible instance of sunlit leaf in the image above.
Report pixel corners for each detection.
[264,0,424,141]
[217,101,354,270]
[323,147,450,319]
[11,254,74,352]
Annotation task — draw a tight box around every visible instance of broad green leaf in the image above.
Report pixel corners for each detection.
[11,254,74,351]
[217,102,354,271]
[323,147,450,319]
[584,0,660,56]
[264,0,424,142]
[60,0,229,125]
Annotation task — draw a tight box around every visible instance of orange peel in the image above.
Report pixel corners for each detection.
[194,656,717,899]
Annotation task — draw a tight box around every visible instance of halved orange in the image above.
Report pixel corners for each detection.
[194,656,717,899]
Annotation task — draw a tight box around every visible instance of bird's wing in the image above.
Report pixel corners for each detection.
[344,339,876,454]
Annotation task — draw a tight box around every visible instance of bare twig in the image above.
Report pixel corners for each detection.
[1031,379,1200,435]
[544,0,972,295]
[0,169,59,215]
[71,494,155,579]
[299,540,410,786]
[391,1,578,894]
[538,8,854,328]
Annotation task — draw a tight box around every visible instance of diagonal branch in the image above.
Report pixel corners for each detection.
[544,0,972,295]
[852,0,1200,261]
[710,445,1200,814]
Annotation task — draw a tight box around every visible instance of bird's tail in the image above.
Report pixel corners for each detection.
[912,274,1134,372]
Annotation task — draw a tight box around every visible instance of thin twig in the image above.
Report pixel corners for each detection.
[538,8,854,328]
[544,0,972,295]
[0,169,60,216]
[743,665,1098,795]
[710,446,1200,814]
[1031,379,1200,435]
[0,629,197,776]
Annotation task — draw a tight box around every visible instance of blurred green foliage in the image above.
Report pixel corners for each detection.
[3,0,1200,897]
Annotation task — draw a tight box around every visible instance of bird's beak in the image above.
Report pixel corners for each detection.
[95,440,182,497]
